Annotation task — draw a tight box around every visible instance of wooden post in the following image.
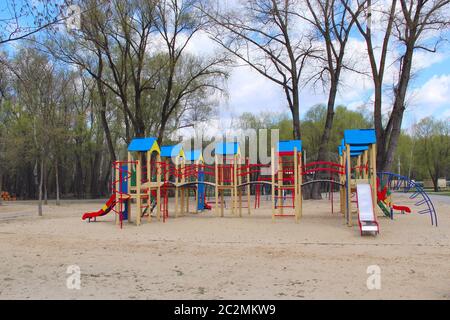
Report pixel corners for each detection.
[237,156,242,217]
[345,144,352,227]
[175,156,179,218]
[339,153,345,215]
[233,155,238,216]
[298,151,303,219]
[147,150,151,183]
[215,155,220,217]
[136,153,142,226]
[370,144,377,214]
[186,185,190,213]
[115,162,120,226]
[362,150,368,179]
[156,153,161,221]
[271,147,275,221]
[246,157,251,215]
[294,147,299,223]
[127,152,132,223]
[356,155,361,179]
[278,154,283,216]
[180,160,185,215]
[147,150,152,223]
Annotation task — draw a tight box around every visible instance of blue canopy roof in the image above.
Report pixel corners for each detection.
[344,129,376,146]
[160,144,183,158]
[184,150,202,161]
[277,140,302,153]
[339,144,369,156]
[128,137,158,152]
[215,142,239,155]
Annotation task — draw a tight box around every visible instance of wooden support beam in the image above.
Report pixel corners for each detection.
[156,153,161,222]
[175,157,179,218]
[246,157,251,215]
[294,147,299,223]
[363,150,368,179]
[127,152,132,223]
[136,153,142,226]
[345,144,352,227]
[299,151,303,219]
[370,144,377,214]
[215,155,220,217]
[271,147,275,221]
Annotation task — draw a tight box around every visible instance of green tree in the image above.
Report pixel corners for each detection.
[415,117,450,191]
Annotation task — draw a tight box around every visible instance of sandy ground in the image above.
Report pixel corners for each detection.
[0,193,449,300]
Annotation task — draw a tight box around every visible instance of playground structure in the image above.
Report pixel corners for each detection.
[1,191,16,201]
[82,129,438,235]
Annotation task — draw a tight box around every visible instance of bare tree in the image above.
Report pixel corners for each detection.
[297,0,365,198]
[203,0,320,139]
[153,0,229,144]
[384,0,450,172]
[346,0,450,172]
[0,0,65,45]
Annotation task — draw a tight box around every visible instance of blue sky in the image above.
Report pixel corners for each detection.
[2,1,449,136]
[206,33,450,133]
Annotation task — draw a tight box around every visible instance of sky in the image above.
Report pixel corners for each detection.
[2,0,449,138]
[183,29,450,137]
[179,1,450,137]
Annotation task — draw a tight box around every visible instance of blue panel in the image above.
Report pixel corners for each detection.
[120,165,128,220]
[344,129,376,146]
[277,140,302,153]
[350,151,363,157]
[215,142,239,155]
[161,144,182,158]
[127,137,157,152]
[185,150,201,161]
[350,145,369,152]
[197,170,205,210]
[339,146,366,157]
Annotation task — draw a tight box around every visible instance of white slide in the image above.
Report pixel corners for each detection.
[356,184,379,235]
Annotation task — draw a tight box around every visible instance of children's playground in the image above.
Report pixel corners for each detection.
[82,129,438,234]
[0,129,449,299]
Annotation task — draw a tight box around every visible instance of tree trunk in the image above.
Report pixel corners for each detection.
[309,81,339,200]
[44,161,48,205]
[90,150,101,197]
[38,158,43,216]
[291,97,301,140]
[95,50,116,162]
[379,46,414,172]
[97,85,116,162]
[74,151,84,198]
[373,83,386,170]
[157,115,170,146]
[103,163,112,196]
[55,158,60,206]
[0,170,2,205]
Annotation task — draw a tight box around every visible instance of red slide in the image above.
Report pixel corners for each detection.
[82,194,117,221]
[204,195,212,210]
[392,204,411,213]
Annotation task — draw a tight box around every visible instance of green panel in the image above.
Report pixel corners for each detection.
[131,169,136,186]
[377,201,391,217]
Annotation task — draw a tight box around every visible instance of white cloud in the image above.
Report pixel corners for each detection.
[412,74,450,107]
[404,74,450,126]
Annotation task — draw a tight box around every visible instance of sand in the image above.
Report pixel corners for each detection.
[0,193,449,300]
